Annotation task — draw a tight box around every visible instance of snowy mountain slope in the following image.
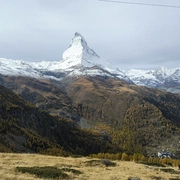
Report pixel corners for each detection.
[60,32,109,69]
[123,66,180,93]
[33,32,130,81]
[123,67,180,85]
[0,58,41,78]
[153,66,180,82]
[122,69,159,87]
[167,69,180,83]
[32,32,112,71]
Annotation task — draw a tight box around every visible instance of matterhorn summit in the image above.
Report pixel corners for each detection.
[60,32,111,69]
[56,32,130,81]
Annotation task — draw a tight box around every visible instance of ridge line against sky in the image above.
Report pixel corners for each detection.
[0,0,180,70]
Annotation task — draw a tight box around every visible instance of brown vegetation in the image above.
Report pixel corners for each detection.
[0,153,180,180]
[0,84,115,155]
[1,75,180,157]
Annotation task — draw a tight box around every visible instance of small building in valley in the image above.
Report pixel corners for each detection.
[158,151,171,158]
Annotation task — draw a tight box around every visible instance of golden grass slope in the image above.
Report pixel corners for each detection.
[0,153,180,180]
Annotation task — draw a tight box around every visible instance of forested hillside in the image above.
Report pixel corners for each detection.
[0,84,114,155]
[0,75,180,157]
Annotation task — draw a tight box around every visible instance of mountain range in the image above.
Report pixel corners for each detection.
[0,32,180,94]
[123,67,180,94]
[0,33,130,83]
[0,32,180,157]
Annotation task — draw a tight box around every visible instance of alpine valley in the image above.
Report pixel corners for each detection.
[0,33,180,158]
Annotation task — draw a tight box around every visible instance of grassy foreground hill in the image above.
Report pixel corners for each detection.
[0,153,180,180]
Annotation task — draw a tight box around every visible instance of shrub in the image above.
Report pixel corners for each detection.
[16,166,68,179]
[100,159,116,167]
[160,168,180,174]
[85,159,116,167]
[85,160,101,166]
[61,168,82,175]
[128,177,141,180]
[150,177,164,180]
[137,161,165,167]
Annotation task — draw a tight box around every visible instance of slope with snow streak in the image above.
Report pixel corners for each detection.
[61,32,105,69]
[153,66,180,83]
[123,69,160,87]
[57,32,130,81]
[0,58,41,78]
[152,66,178,82]
[123,67,180,93]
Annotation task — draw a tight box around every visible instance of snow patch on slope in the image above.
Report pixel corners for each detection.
[123,69,159,87]
[0,58,40,78]
[123,66,180,90]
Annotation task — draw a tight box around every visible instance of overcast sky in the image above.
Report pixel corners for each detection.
[0,0,180,70]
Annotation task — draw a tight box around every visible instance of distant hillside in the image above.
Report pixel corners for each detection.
[0,75,180,157]
[65,76,180,156]
[0,84,114,155]
[66,76,180,126]
[0,75,72,118]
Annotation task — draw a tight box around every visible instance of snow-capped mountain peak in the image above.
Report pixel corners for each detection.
[70,32,87,47]
[0,33,131,83]
[123,66,180,93]
[60,32,104,69]
[153,66,179,77]
[58,32,131,82]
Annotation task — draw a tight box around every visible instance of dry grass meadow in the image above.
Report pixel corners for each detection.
[0,153,180,180]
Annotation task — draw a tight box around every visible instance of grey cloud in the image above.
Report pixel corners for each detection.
[0,0,180,69]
